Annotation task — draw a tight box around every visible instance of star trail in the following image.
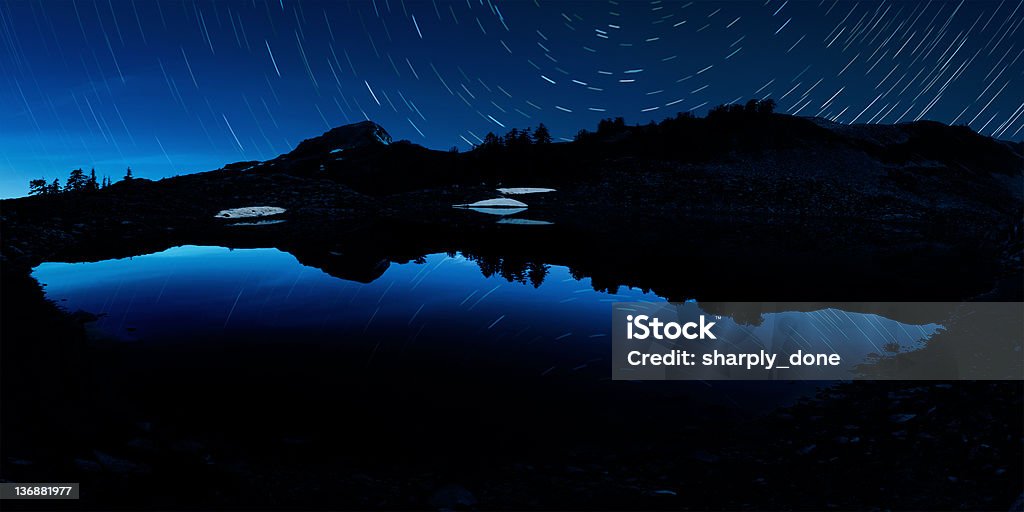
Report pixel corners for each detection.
[1,0,1022,197]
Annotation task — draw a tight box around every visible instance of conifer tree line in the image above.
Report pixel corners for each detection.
[28,167,134,196]
[478,122,552,149]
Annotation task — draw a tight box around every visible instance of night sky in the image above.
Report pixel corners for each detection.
[1,0,1022,197]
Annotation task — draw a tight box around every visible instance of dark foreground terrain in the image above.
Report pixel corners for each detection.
[2,112,1022,510]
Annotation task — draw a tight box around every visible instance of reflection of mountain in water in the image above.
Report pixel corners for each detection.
[15,214,1016,307]
[24,213,1022,380]
[32,239,1023,382]
[459,251,551,288]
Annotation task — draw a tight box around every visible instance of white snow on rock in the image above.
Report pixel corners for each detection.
[215,206,286,219]
[373,127,391,145]
[496,218,553,225]
[467,207,527,216]
[496,187,556,195]
[227,219,287,226]
[453,198,528,208]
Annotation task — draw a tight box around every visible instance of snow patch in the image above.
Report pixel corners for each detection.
[454,198,528,208]
[496,187,556,195]
[215,206,286,219]
[467,207,527,216]
[496,218,553,225]
[373,127,391,145]
[227,219,287,226]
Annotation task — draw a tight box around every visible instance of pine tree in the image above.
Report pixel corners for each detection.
[757,98,776,114]
[482,132,501,147]
[28,178,48,196]
[527,262,549,288]
[533,123,552,144]
[87,168,98,191]
[65,168,87,192]
[124,166,134,181]
[504,128,520,146]
[49,178,61,194]
[517,127,532,146]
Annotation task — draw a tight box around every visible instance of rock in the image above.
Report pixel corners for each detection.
[93,450,152,474]
[648,489,678,496]
[73,458,102,472]
[214,206,286,219]
[890,413,917,423]
[429,484,477,510]
[692,450,721,463]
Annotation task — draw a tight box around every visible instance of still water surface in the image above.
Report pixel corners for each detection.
[32,245,939,380]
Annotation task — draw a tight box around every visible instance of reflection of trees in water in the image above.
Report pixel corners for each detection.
[456,250,660,296]
[570,267,653,296]
[459,251,550,288]
[454,250,660,295]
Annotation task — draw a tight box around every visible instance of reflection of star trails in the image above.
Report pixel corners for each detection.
[410,255,450,290]
[154,272,171,304]
[223,288,244,328]
[806,315,838,352]
[488,315,505,329]
[842,311,882,353]
[284,268,305,301]
[363,305,380,332]
[459,290,478,306]
[468,284,500,310]
[409,303,425,325]
[118,290,138,331]
[377,281,394,304]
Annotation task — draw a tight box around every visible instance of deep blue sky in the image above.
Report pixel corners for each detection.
[1,0,1022,197]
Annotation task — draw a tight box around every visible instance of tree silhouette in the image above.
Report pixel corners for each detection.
[527,262,549,288]
[516,127,532,146]
[65,168,87,192]
[87,168,99,191]
[503,128,520,146]
[124,166,134,181]
[597,117,626,134]
[48,178,61,194]
[28,178,48,196]
[533,123,552,144]
[482,132,502,148]
[709,100,775,118]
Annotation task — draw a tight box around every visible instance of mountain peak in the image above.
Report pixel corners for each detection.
[286,121,392,159]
